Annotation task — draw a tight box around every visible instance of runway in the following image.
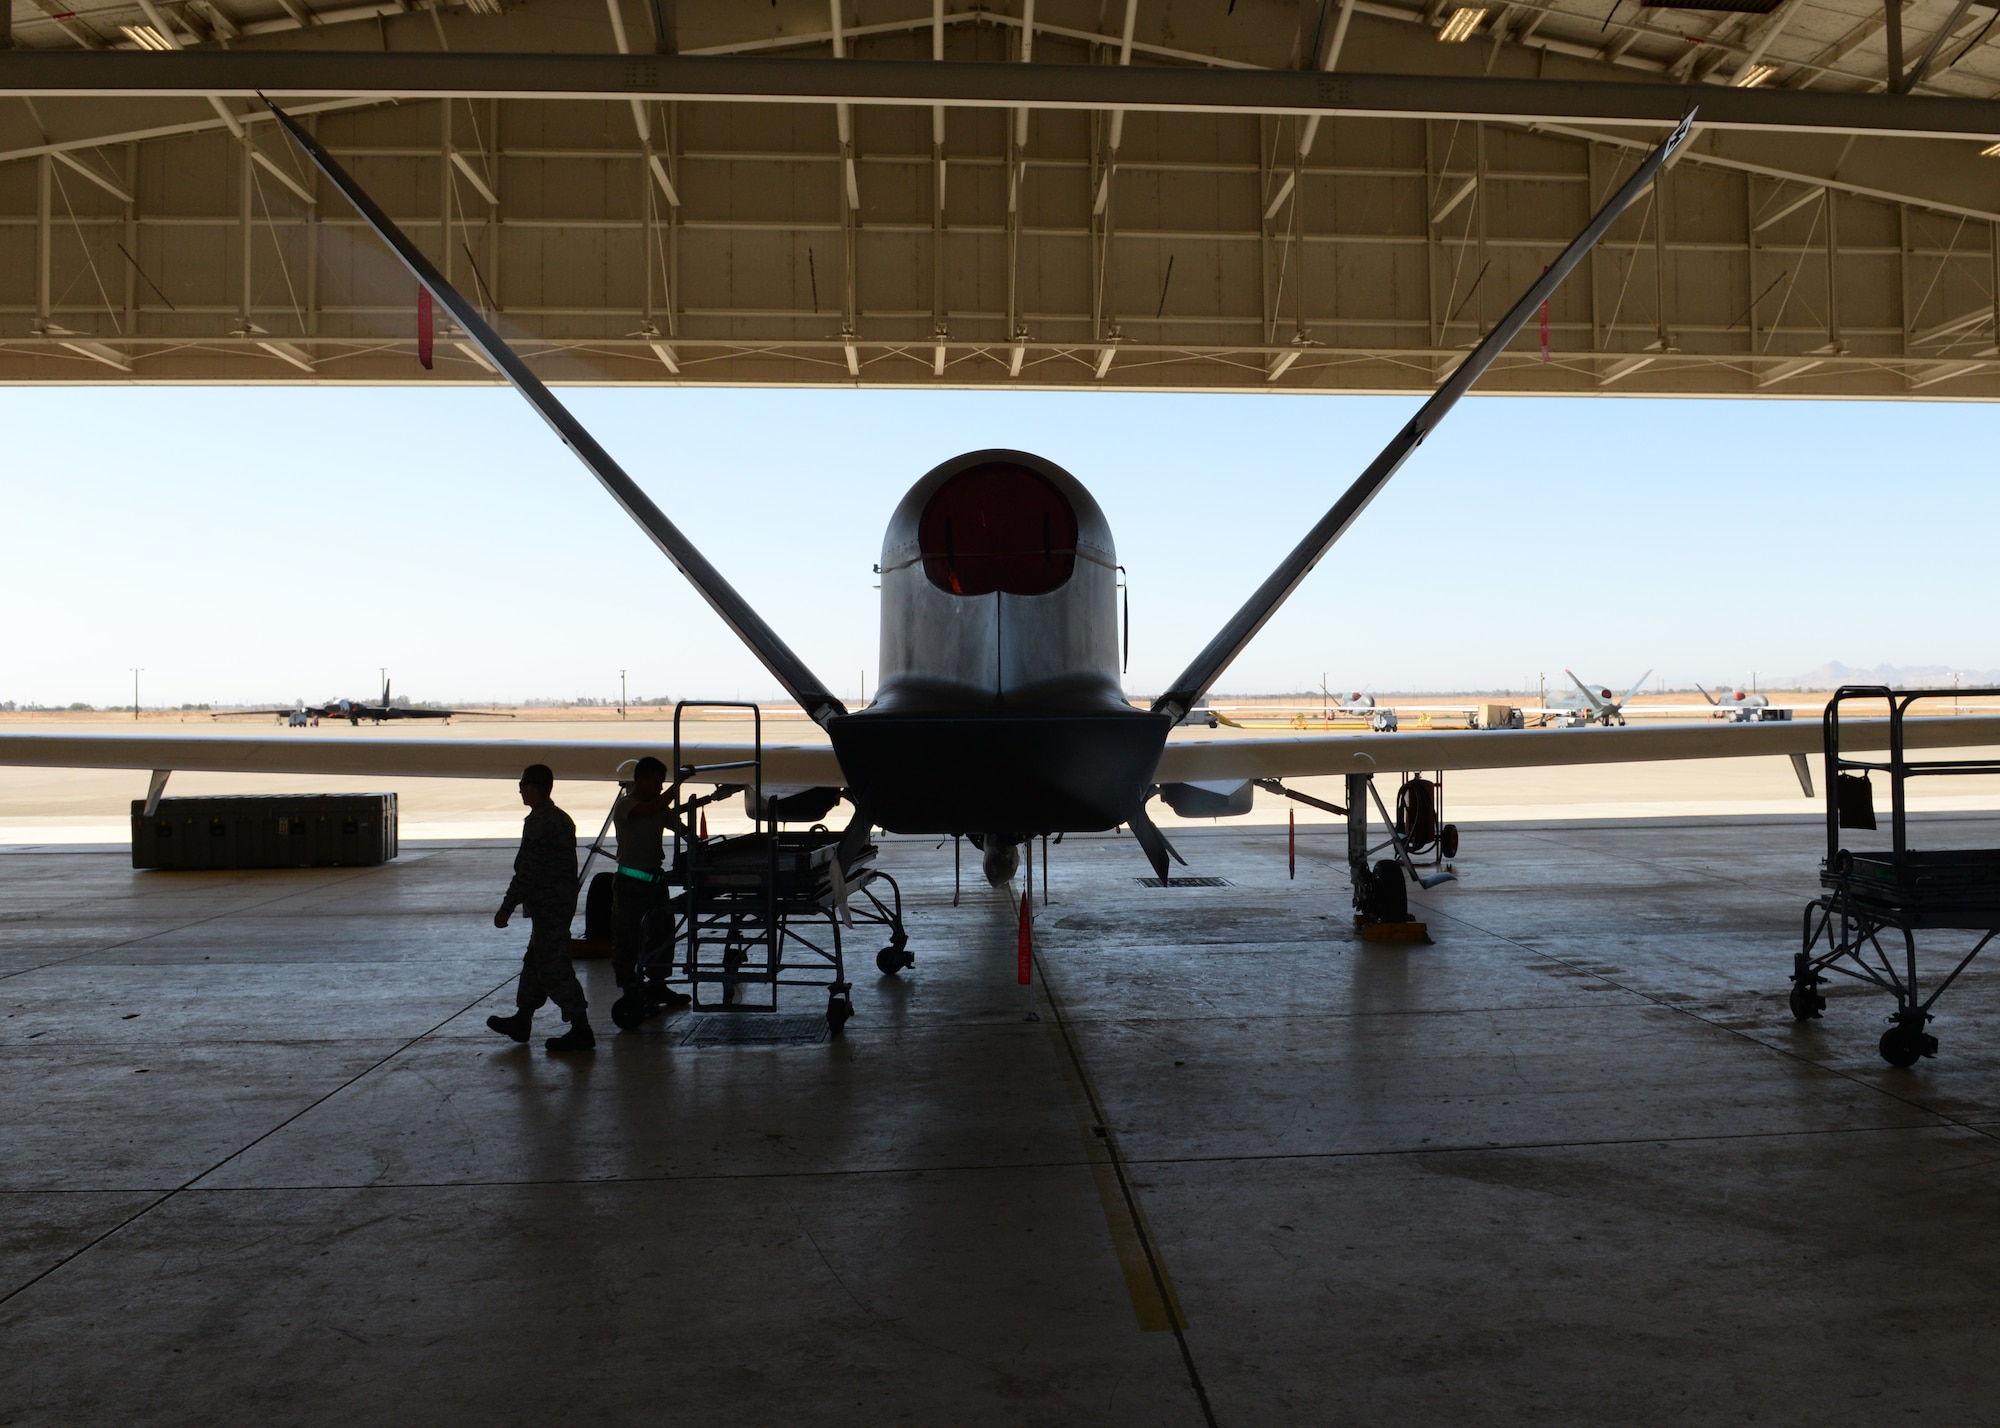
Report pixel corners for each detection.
[7,814,2000,1423]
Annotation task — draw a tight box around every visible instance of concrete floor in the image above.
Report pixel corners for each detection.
[7,816,2000,1424]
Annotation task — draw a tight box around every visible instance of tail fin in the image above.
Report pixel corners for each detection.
[1564,669,1603,710]
[1615,669,1653,711]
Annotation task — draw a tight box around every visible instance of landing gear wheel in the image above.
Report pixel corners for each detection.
[1878,1022,1936,1067]
[1439,824,1460,860]
[876,944,915,977]
[1788,982,1825,1022]
[610,993,644,1032]
[827,996,854,1035]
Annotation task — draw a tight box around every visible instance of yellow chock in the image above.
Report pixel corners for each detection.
[1361,921,1430,945]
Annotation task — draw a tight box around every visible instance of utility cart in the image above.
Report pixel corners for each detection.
[611,702,908,1036]
[1793,685,2000,1065]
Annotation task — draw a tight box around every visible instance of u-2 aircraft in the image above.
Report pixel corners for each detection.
[4,102,1996,904]
[215,677,511,727]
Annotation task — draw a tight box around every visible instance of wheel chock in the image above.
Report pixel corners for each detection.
[1360,920,1430,944]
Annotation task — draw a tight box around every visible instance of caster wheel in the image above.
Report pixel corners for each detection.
[1878,1023,1936,1068]
[610,994,644,1032]
[1788,983,1825,1022]
[876,945,915,976]
[1439,824,1460,860]
[827,997,854,1035]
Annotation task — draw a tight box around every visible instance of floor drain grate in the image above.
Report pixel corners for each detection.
[1135,876,1232,888]
[677,1013,831,1047]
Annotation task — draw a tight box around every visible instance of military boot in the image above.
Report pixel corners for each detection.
[546,1015,596,1054]
[486,1010,532,1043]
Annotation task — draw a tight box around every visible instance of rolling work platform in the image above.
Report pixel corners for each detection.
[611,702,908,1036]
[1793,686,2000,1066]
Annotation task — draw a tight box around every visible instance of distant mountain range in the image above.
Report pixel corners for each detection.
[1780,662,2000,689]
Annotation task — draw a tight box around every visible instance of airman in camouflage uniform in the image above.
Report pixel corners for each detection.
[610,755,692,1029]
[486,763,594,1053]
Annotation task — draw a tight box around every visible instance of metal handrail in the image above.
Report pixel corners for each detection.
[1825,684,2000,869]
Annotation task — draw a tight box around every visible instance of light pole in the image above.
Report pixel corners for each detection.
[130,668,142,721]
[620,670,627,719]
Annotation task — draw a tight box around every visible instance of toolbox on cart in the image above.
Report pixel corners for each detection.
[131,794,398,870]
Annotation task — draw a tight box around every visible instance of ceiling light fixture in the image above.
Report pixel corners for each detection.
[1981,140,2000,158]
[1735,63,1778,87]
[1438,7,1486,42]
[120,23,173,50]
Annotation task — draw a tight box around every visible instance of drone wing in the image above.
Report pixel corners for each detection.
[1155,716,2000,784]
[0,731,843,788]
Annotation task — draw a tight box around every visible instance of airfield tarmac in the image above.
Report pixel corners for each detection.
[9,809,2000,1423]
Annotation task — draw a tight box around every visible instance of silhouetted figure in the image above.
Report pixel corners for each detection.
[487,763,593,1053]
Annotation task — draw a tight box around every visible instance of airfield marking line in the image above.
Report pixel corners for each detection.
[1026,921,1218,1428]
[0,963,517,1310]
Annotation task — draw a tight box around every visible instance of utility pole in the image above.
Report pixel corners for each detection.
[130,668,142,720]
[620,670,627,719]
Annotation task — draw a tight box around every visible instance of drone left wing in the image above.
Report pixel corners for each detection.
[0,732,844,789]
[1155,715,2000,785]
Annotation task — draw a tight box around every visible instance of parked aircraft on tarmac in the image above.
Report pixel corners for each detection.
[1214,692,1404,732]
[1539,670,1655,727]
[1696,685,1792,722]
[6,105,1997,935]
[216,677,512,727]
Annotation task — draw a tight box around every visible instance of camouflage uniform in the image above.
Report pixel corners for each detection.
[504,800,586,1021]
[611,789,672,992]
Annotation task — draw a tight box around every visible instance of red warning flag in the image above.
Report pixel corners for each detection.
[417,287,434,370]
[1017,891,1033,985]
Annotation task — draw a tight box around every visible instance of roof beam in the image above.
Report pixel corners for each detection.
[1,54,1999,141]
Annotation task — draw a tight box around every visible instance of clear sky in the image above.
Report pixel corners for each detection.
[5,383,1995,709]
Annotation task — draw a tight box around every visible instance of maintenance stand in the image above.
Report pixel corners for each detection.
[607,702,909,1036]
[1793,685,2000,1065]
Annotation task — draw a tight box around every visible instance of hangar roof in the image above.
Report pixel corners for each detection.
[1,0,1997,395]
